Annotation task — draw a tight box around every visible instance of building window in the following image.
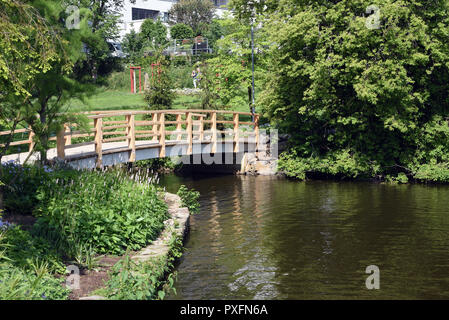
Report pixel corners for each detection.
[213,0,228,7]
[132,8,160,21]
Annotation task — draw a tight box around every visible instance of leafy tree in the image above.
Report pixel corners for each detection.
[70,0,137,81]
[140,18,168,49]
[170,23,194,40]
[168,0,215,36]
[228,0,278,22]
[257,0,449,181]
[0,0,58,156]
[144,54,176,111]
[202,18,224,51]
[122,29,143,63]
[0,0,73,211]
[205,15,264,110]
[0,0,74,163]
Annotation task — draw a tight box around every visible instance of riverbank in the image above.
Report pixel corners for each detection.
[278,150,449,184]
[76,192,190,300]
[0,163,193,300]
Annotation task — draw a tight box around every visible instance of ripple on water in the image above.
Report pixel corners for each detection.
[161,175,449,300]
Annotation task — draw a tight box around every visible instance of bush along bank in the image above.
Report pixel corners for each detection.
[278,149,449,184]
[0,162,196,300]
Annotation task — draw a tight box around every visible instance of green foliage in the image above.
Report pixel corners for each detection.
[32,169,169,256]
[105,232,182,300]
[177,185,200,214]
[203,19,225,51]
[169,64,196,89]
[0,264,69,300]
[135,158,180,172]
[255,0,449,183]
[171,23,194,40]
[0,228,69,300]
[203,15,264,110]
[228,0,278,22]
[68,0,129,80]
[278,149,381,181]
[3,0,95,163]
[105,254,166,300]
[105,70,131,91]
[122,30,144,63]
[0,163,73,215]
[144,55,177,110]
[1,226,66,274]
[385,173,409,184]
[141,18,168,49]
[0,0,73,161]
[197,62,219,109]
[413,163,449,183]
[0,0,64,101]
[168,0,215,36]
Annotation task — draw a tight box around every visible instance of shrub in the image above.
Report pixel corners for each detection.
[144,56,176,111]
[278,149,380,181]
[0,162,77,215]
[106,70,130,91]
[0,228,69,300]
[177,185,200,214]
[170,23,194,40]
[169,64,195,89]
[33,169,169,256]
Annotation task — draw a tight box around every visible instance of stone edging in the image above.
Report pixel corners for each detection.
[80,192,190,300]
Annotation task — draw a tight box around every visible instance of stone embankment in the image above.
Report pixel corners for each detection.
[240,134,290,176]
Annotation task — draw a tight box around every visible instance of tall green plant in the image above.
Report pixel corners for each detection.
[144,55,176,111]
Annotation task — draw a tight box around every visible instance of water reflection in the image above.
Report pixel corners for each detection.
[160,174,449,299]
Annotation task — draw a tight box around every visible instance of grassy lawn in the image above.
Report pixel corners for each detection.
[66,90,204,112]
[65,90,147,112]
[65,89,254,114]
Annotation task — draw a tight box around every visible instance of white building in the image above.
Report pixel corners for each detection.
[118,0,228,39]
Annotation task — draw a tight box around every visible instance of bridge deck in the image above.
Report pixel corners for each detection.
[1,109,260,169]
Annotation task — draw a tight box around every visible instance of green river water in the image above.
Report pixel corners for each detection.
[159,174,449,300]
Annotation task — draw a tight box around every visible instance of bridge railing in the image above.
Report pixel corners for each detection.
[1,110,260,166]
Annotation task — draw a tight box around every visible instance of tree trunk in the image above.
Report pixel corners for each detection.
[0,189,4,216]
[39,109,48,165]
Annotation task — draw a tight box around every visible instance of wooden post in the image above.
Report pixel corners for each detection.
[187,112,193,155]
[127,115,136,162]
[233,113,240,153]
[56,128,65,159]
[159,113,165,157]
[28,130,35,153]
[94,118,103,167]
[199,116,204,142]
[254,114,260,151]
[152,113,158,142]
[64,124,71,146]
[212,112,217,153]
[176,114,183,141]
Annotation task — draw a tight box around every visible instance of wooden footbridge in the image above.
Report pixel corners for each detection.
[1,110,260,169]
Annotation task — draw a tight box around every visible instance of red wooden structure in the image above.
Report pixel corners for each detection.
[130,66,142,93]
